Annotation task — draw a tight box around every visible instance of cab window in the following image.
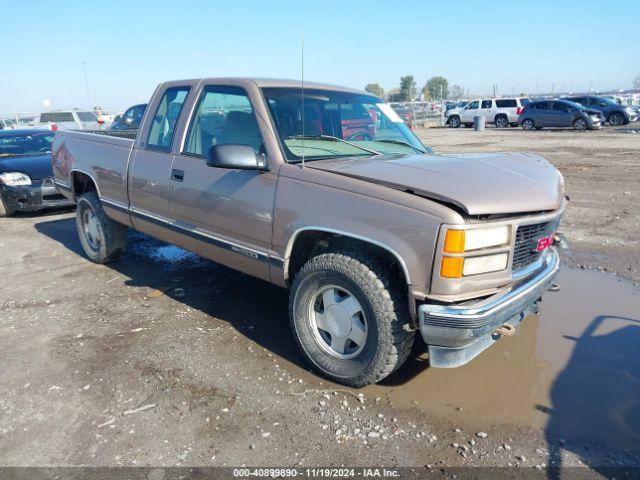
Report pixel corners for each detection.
[465,100,479,109]
[481,100,492,109]
[147,87,190,151]
[184,85,263,157]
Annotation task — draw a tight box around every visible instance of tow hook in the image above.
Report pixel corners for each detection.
[493,324,516,336]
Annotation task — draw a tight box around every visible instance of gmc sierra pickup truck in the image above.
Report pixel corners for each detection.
[52,78,565,386]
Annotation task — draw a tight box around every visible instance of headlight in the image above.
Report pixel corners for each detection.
[444,226,509,252]
[462,253,509,276]
[0,172,32,186]
[440,226,511,278]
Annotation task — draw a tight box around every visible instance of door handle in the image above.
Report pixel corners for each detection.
[171,169,185,182]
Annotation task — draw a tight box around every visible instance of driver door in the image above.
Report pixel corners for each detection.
[168,85,277,282]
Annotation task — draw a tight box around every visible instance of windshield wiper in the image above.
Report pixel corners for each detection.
[373,139,429,153]
[289,134,381,155]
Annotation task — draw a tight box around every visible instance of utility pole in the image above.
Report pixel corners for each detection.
[82,62,93,109]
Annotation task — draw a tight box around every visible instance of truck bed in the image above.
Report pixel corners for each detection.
[52,129,136,210]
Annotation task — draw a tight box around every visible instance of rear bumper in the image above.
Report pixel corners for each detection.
[418,248,559,368]
[1,178,75,212]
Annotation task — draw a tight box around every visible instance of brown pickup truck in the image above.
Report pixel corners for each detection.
[52,78,565,386]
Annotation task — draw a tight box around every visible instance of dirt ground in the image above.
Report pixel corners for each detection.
[416,126,640,285]
[1,126,639,473]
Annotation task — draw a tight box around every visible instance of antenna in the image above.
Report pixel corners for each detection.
[300,32,305,169]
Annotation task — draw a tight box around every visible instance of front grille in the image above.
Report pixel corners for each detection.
[512,221,552,271]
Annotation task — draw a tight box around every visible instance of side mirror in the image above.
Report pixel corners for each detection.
[207,144,266,170]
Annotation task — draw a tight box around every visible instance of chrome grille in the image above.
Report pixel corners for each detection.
[512,222,553,271]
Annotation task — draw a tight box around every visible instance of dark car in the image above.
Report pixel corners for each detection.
[564,95,638,126]
[0,130,75,217]
[518,100,603,131]
[109,103,147,130]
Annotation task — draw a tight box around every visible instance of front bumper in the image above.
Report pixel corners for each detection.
[1,178,75,212]
[418,248,559,368]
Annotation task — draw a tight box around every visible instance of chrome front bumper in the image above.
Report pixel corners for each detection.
[419,248,560,368]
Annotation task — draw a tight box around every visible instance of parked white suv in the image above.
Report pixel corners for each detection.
[35,111,100,131]
[446,97,531,128]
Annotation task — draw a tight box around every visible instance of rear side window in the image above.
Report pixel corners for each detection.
[147,86,190,151]
[552,102,571,112]
[40,112,74,122]
[496,99,517,108]
[77,112,97,121]
[481,100,492,109]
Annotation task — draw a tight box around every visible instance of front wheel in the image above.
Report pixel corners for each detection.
[522,118,535,130]
[76,192,128,263]
[448,115,461,128]
[573,117,588,131]
[289,251,414,387]
[0,195,15,217]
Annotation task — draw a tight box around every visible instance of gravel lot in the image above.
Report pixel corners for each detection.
[1,126,639,472]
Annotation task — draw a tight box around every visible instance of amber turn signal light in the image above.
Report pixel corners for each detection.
[444,230,465,253]
[440,256,464,278]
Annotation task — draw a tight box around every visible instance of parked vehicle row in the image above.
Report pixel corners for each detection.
[50,77,565,386]
[445,93,638,131]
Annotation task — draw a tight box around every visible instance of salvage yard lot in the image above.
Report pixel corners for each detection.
[0,127,639,470]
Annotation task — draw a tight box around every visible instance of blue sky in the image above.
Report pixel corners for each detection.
[1,0,638,113]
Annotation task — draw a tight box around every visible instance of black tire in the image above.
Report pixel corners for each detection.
[76,192,127,263]
[494,114,509,128]
[449,115,461,128]
[0,195,15,217]
[573,117,588,131]
[608,112,624,126]
[289,251,414,387]
[522,118,535,130]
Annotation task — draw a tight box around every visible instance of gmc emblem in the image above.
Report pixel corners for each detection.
[535,235,554,252]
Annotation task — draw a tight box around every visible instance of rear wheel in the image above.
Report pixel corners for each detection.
[76,192,128,263]
[448,115,461,128]
[522,118,535,130]
[290,251,414,387]
[494,114,509,128]
[573,118,588,131]
[608,112,624,126]
[0,195,15,217]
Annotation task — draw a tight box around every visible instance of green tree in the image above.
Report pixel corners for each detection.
[399,75,417,102]
[364,83,385,99]
[426,76,449,100]
[450,84,464,100]
[420,85,431,101]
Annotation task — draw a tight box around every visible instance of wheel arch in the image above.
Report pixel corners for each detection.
[284,227,412,287]
[70,170,100,199]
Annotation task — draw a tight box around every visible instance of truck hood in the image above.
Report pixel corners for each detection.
[307,152,564,215]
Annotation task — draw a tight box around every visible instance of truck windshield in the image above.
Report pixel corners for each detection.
[262,88,430,163]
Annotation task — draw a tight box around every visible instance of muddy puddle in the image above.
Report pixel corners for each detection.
[287,268,640,453]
